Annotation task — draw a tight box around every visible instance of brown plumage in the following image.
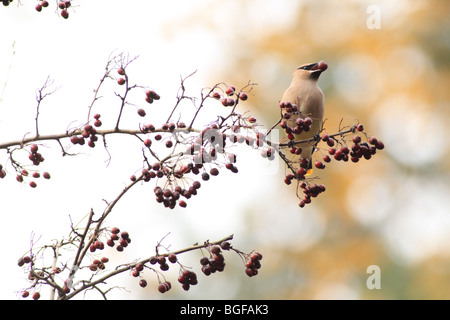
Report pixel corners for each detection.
[280,61,328,174]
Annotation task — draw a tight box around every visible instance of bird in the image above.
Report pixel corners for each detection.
[280,60,328,175]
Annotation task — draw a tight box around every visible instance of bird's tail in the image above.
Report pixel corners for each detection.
[306,159,313,175]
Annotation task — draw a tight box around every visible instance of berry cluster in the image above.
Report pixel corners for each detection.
[131,252,179,291]
[245,252,263,277]
[17,255,33,267]
[200,245,226,276]
[57,1,70,19]
[16,168,51,188]
[279,118,385,207]
[145,89,160,104]
[177,270,198,291]
[7,144,52,188]
[28,144,45,166]
[17,256,43,299]
[70,121,101,148]
[132,262,145,277]
[117,67,126,85]
[153,181,200,209]
[149,253,173,271]
[279,102,313,142]
[34,0,48,12]
[298,183,326,208]
[89,257,109,272]
[213,85,249,107]
[21,291,41,300]
[105,227,131,252]
[34,1,70,19]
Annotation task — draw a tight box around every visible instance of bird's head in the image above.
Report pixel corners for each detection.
[295,60,328,80]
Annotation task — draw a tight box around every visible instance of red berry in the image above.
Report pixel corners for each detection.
[179,200,187,208]
[22,291,29,298]
[211,92,221,100]
[168,253,177,263]
[111,227,120,234]
[58,2,65,9]
[32,292,40,300]
[352,135,361,144]
[29,181,37,188]
[117,78,126,85]
[41,1,49,7]
[117,68,125,76]
[137,109,146,117]
[327,139,335,147]
[30,144,39,154]
[245,268,257,277]
[357,124,364,132]
[158,283,167,293]
[315,161,325,169]
[211,245,221,255]
[297,167,307,178]
[376,140,384,150]
[225,86,235,96]
[94,119,102,127]
[165,140,173,148]
[369,136,378,145]
[144,139,152,147]
[35,4,42,11]
[251,252,263,261]
[139,279,147,288]
[239,92,248,101]
[60,9,69,19]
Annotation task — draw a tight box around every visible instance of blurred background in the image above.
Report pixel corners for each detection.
[1,0,449,299]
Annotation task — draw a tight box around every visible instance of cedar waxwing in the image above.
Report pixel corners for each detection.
[280,60,328,174]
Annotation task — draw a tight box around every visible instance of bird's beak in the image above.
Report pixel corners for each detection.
[310,60,328,72]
